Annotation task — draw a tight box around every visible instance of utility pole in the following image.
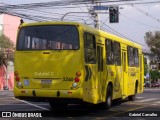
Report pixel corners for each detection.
[89,0,100,29]
[89,1,119,28]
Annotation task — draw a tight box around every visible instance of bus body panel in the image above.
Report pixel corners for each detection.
[14,50,83,90]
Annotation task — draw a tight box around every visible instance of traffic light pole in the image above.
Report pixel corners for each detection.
[93,2,100,29]
[61,0,119,29]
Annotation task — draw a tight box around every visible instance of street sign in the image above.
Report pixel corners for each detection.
[93,6,108,10]
[146,73,150,78]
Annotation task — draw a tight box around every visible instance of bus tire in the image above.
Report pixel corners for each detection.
[128,94,135,101]
[105,85,112,109]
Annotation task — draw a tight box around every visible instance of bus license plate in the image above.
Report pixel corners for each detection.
[41,80,52,84]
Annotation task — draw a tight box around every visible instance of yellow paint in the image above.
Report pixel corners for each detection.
[14,21,144,105]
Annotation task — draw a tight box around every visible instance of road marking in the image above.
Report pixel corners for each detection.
[144,89,160,91]
[108,105,151,117]
[0,104,49,105]
[151,104,158,106]
[154,101,160,104]
[13,97,49,111]
[136,98,158,102]
[135,97,144,99]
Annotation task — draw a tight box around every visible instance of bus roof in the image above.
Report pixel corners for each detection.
[81,23,142,49]
[19,21,142,49]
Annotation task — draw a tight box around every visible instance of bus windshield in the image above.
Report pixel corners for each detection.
[17,25,79,50]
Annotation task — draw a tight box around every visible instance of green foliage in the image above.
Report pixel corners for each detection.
[149,70,160,81]
[144,64,148,76]
[0,34,14,67]
[144,31,160,56]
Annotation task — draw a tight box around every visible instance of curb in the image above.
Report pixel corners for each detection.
[144,88,160,91]
[0,90,13,92]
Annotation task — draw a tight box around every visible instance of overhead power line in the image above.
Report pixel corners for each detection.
[120,13,160,29]
[100,20,147,47]
[131,5,160,23]
[0,0,143,9]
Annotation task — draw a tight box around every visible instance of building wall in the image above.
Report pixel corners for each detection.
[0,14,20,90]
[2,14,20,44]
[0,14,3,35]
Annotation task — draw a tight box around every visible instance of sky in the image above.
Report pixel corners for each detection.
[1,0,160,49]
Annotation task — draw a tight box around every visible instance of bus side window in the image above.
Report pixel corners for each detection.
[128,46,134,66]
[114,42,121,66]
[106,39,114,65]
[84,32,96,64]
[134,48,139,67]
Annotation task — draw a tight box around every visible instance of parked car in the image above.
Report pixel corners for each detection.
[151,82,160,88]
[144,81,150,88]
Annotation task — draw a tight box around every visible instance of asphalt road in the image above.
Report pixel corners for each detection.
[0,88,160,120]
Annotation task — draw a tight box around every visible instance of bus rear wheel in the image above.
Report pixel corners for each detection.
[128,94,135,101]
[105,85,112,109]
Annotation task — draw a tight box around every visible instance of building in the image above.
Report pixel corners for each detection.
[143,48,160,76]
[143,49,160,70]
[0,14,20,90]
[0,14,21,44]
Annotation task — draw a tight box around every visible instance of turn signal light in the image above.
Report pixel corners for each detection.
[14,71,18,76]
[76,71,81,77]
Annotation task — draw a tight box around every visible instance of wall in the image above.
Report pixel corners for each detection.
[3,14,20,44]
[0,14,20,90]
[0,14,3,35]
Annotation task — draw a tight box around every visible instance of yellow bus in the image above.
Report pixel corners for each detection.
[14,21,144,110]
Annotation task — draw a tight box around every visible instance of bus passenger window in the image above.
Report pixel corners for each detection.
[128,46,135,66]
[114,42,121,65]
[106,39,114,65]
[134,48,139,67]
[84,33,96,64]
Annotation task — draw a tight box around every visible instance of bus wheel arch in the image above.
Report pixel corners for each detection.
[128,80,138,101]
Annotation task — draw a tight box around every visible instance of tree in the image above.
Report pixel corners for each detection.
[144,31,160,56]
[0,34,14,68]
[149,70,160,82]
[144,64,148,76]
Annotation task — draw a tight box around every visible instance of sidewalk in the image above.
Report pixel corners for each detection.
[0,63,14,90]
[0,90,14,97]
[144,88,160,91]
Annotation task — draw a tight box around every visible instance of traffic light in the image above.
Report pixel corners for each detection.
[109,6,119,23]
